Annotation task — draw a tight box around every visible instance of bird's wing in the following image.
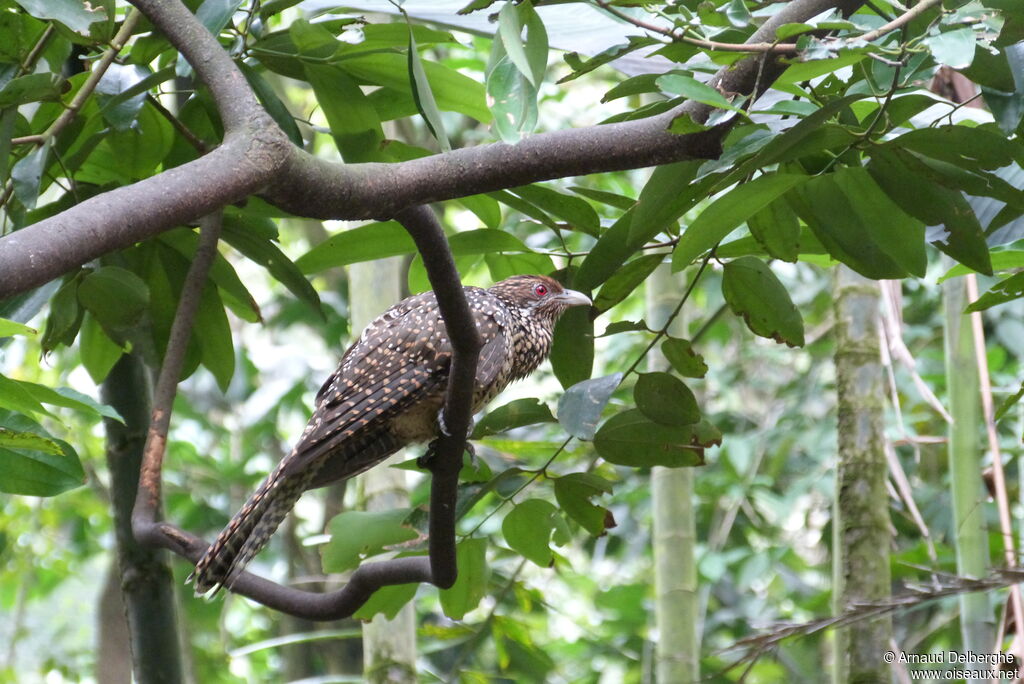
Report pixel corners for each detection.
[284,289,506,479]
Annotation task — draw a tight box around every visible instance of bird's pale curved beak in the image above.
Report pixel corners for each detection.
[557,289,592,308]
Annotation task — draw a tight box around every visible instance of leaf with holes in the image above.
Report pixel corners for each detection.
[554,472,614,536]
[503,498,561,567]
[322,509,419,573]
[660,338,707,378]
[594,409,704,468]
[721,257,804,347]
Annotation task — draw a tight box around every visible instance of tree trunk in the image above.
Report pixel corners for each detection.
[96,563,132,684]
[646,264,700,682]
[101,353,185,684]
[942,270,994,663]
[831,267,891,683]
[351,256,418,683]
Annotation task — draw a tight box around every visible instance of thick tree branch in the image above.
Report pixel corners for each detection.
[0,0,867,298]
[132,205,476,618]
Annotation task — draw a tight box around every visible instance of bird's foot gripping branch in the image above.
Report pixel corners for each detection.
[130,206,589,618]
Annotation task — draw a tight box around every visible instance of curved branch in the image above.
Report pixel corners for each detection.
[132,205,477,618]
[0,0,866,298]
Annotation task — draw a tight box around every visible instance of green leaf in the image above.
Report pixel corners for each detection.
[297,221,416,274]
[791,175,907,279]
[484,252,556,281]
[11,140,49,209]
[439,537,489,619]
[995,383,1024,422]
[98,65,176,132]
[569,186,635,211]
[450,229,530,255]
[41,273,84,352]
[473,398,555,439]
[657,73,744,112]
[322,509,419,573]
[343,53,490,124]
[498,0,536,86]
[408,24,450,152]
[520,0,549,87]
[553,472,614,536]
[598,320,650,337]
[457,194,502,229]
[0,73,66,107]
[574,211,635,292]
[557,373,623,441]
[924,27,976,69]
[747,198,801,263]
[0,317,36,337]
[510,184,600,236]
[549,307,594,389]
[77,266,150,341]
[660,338,708,379]
[594,409,704,468]
[195,284,234,392]
[353,581,419,621]
[487,55,538,143]
[20,381,123,422]
[222,217,322,313]
[894,124,1021,171]
[629,161,702,247]
[725,0,751,27]
[196,0,245,34]
[0,412,84,496]
[79,313,123,384]
[868,147,991,275]
[306,64,384,163]
[159,228,261,323]
[238,62,303,146]
[965,272,1024,312]
[0,427,62,455]
[593,254,664,313]
[94,63,150,130]
[940,250,1024,282]
[503,498,560,566]
[671,173,808,271]
[0,375,52,418]
[634,372,700,426]
[721,257,805,347]
[13,0,107,34]
[832,167,926,277]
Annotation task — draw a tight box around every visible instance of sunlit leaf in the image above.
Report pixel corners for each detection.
[557,373,622,440]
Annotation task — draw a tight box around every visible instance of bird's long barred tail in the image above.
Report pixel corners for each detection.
[189,457,321,594]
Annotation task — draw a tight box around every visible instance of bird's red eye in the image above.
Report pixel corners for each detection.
[534,283,548,297]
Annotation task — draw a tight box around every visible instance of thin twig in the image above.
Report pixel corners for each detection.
[43,10,142,146]
[133,212,223,526]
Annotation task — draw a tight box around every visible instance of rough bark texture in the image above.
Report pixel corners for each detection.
[102,354,185,684]
[831,267,891,684]
[350,256,419,683]
[647,265,700,682]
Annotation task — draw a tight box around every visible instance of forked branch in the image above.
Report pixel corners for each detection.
[131,206,477,619]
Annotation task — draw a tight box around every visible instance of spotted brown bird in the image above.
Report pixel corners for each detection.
[190,274,591,593]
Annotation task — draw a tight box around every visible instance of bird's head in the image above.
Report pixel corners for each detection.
[489,275,591,323]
